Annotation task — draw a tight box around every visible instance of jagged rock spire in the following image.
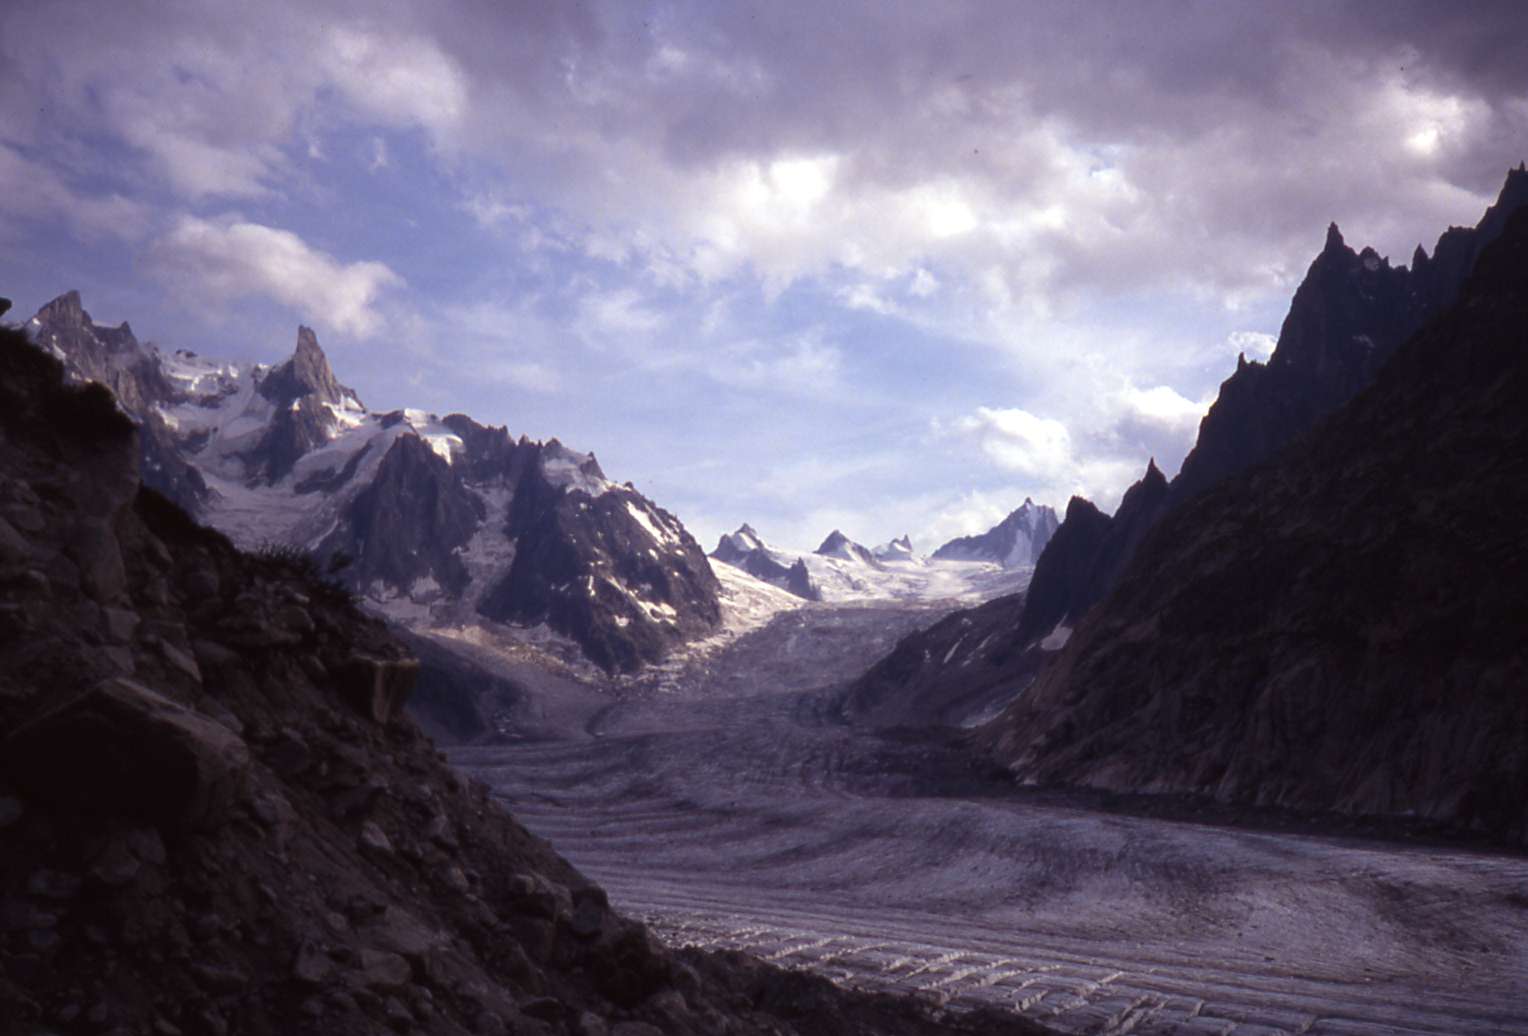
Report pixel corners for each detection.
[259,326,353,407]
[37,289,87,327]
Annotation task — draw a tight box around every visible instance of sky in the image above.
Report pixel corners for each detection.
[2,1,1525,553]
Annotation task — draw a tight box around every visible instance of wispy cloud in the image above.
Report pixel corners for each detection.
[0,145,152,241]
[149,216,402,337]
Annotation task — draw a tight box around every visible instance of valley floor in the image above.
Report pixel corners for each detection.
[447,602,1528,1036]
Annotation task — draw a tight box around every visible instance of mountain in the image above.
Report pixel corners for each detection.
[1013,165,1528,648]
[26,296,720,673]
[711,524,821,600]
[931,498,1059,568]
[0,319,1049,1036]
[814,529,880,566]
[872,534,916,562]
[1010,463,1167,647]
[841,591,1041,728]
[709,524,1028,605]
[980,204,1528,843]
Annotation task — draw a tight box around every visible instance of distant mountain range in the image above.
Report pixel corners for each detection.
[708,502,1058,605]
[27,293,720,672]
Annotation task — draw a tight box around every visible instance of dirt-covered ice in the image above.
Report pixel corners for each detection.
[450,599,1528,1035]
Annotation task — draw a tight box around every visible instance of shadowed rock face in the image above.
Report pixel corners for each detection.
[1012,468,1168,648]
[24,291,210,515]
[842,591,1045,728]
[980,207,1528,843]
[321,433,484,598]
[479,449,722,673]
[1012,166,1528,648]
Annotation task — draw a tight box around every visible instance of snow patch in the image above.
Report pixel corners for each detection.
[625,499,678,547]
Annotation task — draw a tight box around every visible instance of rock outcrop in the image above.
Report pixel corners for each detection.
[1,312,1053,1034]
[979,206,1528,843]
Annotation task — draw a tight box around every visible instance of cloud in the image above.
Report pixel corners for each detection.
[577,288,666,340]
[149,216,402,336]
[1228,330,1277,362]
[949,407,1075,482]
[5,0,1528,551]
[487,360,561,394]
[937,378,1212,513]
[1118,384,1208,434]
[324,26,468,137]
[708,335,844,397]
[0,145,151,241]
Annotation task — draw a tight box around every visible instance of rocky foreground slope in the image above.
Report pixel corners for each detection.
[0,323,1049,1034]
[980,207,1528,843]
[28,292,721,673]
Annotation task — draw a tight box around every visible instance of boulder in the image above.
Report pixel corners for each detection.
[1,678,250,832]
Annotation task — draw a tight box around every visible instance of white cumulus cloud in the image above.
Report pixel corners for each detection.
[951,407,1075,482]
[150,216,402,337]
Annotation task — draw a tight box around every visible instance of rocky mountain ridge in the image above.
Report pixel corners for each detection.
[930,498,1059,569]
[708,523,1029,606]
[979,203,1528,843]
[1015,165,1528,647]
[26,295,720,673]
[815,529,880,567]
[0,317,1049,1035]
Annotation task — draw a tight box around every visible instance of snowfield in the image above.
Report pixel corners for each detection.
[449,596,1528,1035]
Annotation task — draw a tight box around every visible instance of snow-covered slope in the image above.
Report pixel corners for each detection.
[931,498,1059,567]
[29,293,721,672]
[815,529,880,566]
[710,524,1029,606]
[872,534,916,562]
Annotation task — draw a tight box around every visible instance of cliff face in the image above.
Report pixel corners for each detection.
[0,324,1051,1034]
[980,209,1528,843]
[1013,166,1528,648]
[478,450,723,673]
